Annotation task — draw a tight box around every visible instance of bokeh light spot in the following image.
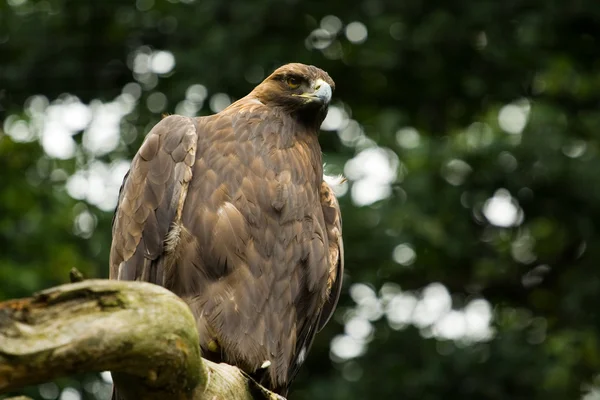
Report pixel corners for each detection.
[209,93,231,113]
[345,21,368,44]
[146,92,168,113]
[150,50,176,74]
[392,243,416,266]
[498,100,530,134]
[483,189,523,227]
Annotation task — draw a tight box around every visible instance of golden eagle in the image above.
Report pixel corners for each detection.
[110,63,344,397]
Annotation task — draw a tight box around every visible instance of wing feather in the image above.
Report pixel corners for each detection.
[109,115,197,284]
[285,180,344,388]
[317,180,344,331]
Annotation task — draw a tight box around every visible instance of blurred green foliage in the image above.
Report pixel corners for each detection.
[2,0,600,399]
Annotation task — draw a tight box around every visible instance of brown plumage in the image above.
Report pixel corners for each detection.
[109,63,343,397]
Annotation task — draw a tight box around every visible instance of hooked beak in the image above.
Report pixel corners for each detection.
[295,78,332,105]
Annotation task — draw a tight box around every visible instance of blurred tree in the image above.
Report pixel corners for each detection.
[2,0,600,399]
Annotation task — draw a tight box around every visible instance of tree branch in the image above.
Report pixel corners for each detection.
[0,280,284,400]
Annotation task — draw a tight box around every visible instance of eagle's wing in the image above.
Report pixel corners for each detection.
[285,180,344,387]
[109,115,197,283]
[317,181,344,332]
[317,180,344,331]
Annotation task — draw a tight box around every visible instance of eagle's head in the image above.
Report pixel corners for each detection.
[251,63,335,125]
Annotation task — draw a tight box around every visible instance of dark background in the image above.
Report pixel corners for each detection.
[2,0,600,399]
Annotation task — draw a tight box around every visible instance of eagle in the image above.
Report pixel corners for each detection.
[109,63,344,397]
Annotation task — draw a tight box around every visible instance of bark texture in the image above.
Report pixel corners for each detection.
[0,280,284,400]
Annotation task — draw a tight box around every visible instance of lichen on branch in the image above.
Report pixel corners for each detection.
[0,280,284,400]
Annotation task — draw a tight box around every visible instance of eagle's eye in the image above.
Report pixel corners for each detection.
[286,76,302,89]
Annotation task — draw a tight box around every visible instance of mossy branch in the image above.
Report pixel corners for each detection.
[0,280,284,400]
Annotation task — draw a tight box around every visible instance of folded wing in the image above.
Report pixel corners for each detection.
[109,115,197,285]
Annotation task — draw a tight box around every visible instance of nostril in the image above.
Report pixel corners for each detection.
[314,83,321,91]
